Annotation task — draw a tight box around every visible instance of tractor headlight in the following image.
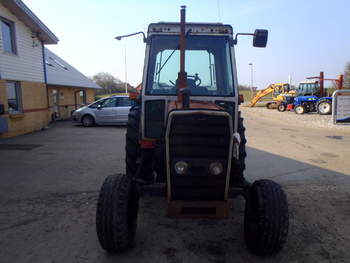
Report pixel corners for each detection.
[209,162,223,175]
[174,161,188,175]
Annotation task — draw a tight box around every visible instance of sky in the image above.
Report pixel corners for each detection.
[22,0,350,89]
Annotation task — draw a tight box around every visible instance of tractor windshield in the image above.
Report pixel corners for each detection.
[146,35,235,96]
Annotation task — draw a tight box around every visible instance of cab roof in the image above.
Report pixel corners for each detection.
[147,22,233,37]
[300,80,319,84]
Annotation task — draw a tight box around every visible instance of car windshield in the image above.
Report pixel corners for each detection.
[146,35,235,96]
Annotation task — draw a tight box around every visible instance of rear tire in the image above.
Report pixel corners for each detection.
[96,174,139,253]
[126,106,141,177]
[244,179,289,257]
[266,103,273,109]
[294,105,305,114]
[317,99,332,115]
[230,111,247,185]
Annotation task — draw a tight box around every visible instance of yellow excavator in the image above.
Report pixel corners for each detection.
[250,83,296,108]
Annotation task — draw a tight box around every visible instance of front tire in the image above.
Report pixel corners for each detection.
[277,103,286,112]
[96,174,139,253]
[82,115,94,127]
[244,179,289,256]
[294,105,305,114]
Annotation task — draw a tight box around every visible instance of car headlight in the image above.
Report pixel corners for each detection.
[209,162,223,175]
[174,161,188,175]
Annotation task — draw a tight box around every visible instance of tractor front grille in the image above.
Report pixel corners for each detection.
[166,111,232,200]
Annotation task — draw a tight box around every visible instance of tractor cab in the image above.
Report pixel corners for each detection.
[145,27,234,97]
[272,83,290,96]
[142,22,237,139]
[297,80,320,96]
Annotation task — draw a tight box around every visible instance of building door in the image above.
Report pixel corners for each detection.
[52,89,60,119]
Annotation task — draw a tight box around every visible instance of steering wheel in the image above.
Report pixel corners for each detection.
[188,73,202,87]
[170,73,202,88]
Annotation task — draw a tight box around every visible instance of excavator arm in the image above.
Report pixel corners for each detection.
[250,84,275,107]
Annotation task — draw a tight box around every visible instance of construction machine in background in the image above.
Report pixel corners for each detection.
[278,74,344,114]
[96,6,289,257]
[251,74,344,115]
[249,83,295,108]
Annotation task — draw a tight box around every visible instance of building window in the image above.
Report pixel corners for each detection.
[1,18,16,54]
[6,81,22,114]
[45,60,54,67]
[49,56,68,70]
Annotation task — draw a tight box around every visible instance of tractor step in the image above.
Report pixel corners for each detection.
[168,200,230,218]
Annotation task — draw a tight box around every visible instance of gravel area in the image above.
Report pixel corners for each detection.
[241,105,350,132]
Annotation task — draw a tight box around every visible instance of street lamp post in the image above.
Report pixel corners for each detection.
[124,45,128,94]
[248,63,254,99]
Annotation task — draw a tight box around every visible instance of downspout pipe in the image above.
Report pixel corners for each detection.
[41,42,51,120]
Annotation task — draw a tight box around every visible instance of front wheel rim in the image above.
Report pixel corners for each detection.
[296,107,303,114]
[319,102,330,113]
[83,117,91,126]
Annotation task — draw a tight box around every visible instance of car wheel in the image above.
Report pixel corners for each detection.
[82,115,94,127]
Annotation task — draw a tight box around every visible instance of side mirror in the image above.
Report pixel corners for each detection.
[253,29,268,47]
[97,104,102,110]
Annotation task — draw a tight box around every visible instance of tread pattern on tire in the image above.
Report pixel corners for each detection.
[96,174,138,253]
[244,179,289,257]
[126,106,141,177]
[231,111,247,184]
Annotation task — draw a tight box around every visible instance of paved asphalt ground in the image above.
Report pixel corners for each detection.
[0,109,350,263]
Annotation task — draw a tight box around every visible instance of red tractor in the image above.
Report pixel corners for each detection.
[96,6,289,257]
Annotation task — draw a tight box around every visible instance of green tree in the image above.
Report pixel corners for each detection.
[92,72,121,94]
[92,72,134,95]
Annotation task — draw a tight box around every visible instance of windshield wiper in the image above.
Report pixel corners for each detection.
[156,29,192,75]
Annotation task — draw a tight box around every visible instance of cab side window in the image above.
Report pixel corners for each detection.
[89,100,104,108]
[101,97,118,107]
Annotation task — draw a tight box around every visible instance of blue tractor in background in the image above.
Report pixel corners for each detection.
[294,95,332,115]
[277,80,333,115]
